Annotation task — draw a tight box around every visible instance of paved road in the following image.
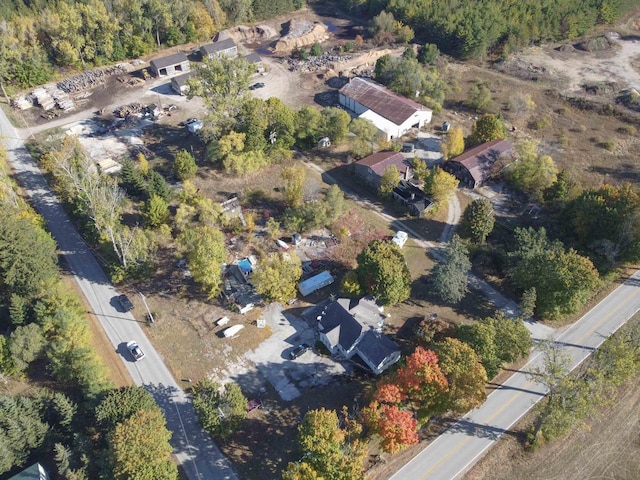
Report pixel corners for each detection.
[0,109,237,479]
[389,270,640,480]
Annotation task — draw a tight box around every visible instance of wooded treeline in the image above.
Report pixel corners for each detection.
[343,0,640,58]
[0,0,302,91]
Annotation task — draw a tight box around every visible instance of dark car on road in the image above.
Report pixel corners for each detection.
[117,294,134,312]
[126,340,145,361]
[289,343,311,360]
[249,82,265,90]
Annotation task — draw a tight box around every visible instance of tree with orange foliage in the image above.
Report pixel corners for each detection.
[395,346,449,421]
[361,401,418,454]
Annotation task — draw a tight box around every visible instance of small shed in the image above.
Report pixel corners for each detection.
[244,52,265,73]
[171,71,195,95]
[298,271,335,297]
[201,39,238,59]
[150,52,190,77]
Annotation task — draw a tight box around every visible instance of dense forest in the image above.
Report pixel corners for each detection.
[343,0,640,58]
[0,0,302,91]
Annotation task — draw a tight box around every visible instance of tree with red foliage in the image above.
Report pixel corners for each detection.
[362,401,419,454]
[395,347,449,421]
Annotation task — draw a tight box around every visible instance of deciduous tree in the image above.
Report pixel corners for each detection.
[321,107,351,144]
[356,239,411,306]
[281,165,306,209]
[424,167,459,204]
[441,126,465,160]
[379,165,400,198]
[349,118,379,159]
[192,379,247,439]
[510,227,600,320]
[189,56,252,139]
[460,198,494,244]
[467,114,507,147]
[506,140,558,201]
[435,338,487,413]
[109,408,177,480]
[253,253,302,302]
[362,401,418,454]
[466,81,492,112]
[178,225,227,298]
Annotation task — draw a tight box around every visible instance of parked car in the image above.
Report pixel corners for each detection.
[249,82,265,90]
[117,294,134,312]
[289,343,310,360]
[126,340,145,361]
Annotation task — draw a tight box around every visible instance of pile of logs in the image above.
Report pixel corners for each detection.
[56,64,129,94]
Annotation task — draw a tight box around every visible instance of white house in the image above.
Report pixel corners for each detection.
[339,77,432,140]
[316,296,401,375]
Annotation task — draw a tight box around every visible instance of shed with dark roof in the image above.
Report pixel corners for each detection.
[150,52,190,77]
[354,151,413,189]
[339,77,432,140]
[244,52,264,73]
[201,39,238,59]
[442,139,514,188]
[171,71,195,95]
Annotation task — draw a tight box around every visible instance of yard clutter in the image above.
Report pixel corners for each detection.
[56,64,129,93]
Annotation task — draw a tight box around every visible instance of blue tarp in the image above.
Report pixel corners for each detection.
[238,258,253,275]
[298,270,334,297]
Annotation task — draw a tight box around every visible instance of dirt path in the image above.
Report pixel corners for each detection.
[440,193,461,243]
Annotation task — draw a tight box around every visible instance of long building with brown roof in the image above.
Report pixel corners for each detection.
[339,77,432,140]
[441,139,514,188]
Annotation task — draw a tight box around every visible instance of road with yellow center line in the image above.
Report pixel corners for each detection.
[389,270,640,480]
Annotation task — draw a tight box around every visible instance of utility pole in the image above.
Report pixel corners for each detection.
[138,291,154,324]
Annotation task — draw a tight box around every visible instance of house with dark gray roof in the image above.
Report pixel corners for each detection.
[317,296,401,375]
[339,77,432,140]
[150,52,190,77]
[354,151,413,189]
[392,180,432,216]
[201,39,238,59]
[441,139,514,188]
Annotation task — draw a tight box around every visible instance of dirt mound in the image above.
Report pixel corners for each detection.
[274,20,329,53]
[557,43,577,53]
[577,36,615,52]
[220,25,278,44]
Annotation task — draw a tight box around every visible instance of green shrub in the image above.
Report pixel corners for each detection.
[617,125,637,135]
[599,140,616,151]
[531,117,551,130]
[341,270,364,298]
